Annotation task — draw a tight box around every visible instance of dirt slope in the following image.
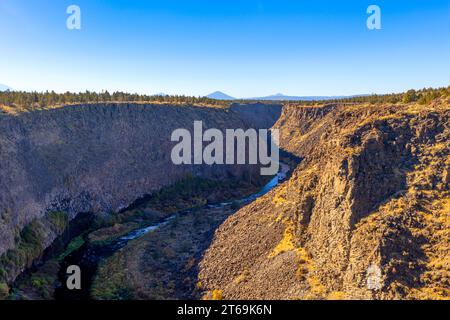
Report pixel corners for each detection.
[199,99,450,300]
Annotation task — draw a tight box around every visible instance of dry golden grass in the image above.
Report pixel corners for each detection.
[233,270,250,285]
[327,291,346,300]
[268,221,296,258]
[211,290,223,300]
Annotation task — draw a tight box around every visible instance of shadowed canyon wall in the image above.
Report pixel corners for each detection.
[0,103,281,282]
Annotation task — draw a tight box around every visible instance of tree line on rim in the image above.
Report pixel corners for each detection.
[0,87,449,110]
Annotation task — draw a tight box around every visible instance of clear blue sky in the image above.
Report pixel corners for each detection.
[0,0,449,97]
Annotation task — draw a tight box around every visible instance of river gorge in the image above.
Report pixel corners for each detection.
[11,162,290,300]
[1,99,449,300]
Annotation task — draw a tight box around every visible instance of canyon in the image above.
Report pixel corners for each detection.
[0,102,281,286]
[0,95,449,300]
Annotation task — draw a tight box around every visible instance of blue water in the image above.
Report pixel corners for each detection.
[121,162,289,242]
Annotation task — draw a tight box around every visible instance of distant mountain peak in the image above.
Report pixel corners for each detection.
[248,93,367,101]
[206,91,236,100]
[0,84,12,91]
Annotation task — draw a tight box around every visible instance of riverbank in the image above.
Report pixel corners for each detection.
[90,162,290,300]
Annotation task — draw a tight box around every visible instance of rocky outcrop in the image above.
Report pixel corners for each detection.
[199,100,450,300]
[0,103,281,282]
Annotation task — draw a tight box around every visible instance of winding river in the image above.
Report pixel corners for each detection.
[54,162,290,300]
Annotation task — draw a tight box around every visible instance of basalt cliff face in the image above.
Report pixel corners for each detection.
[0,103,281,283]
[199,99,450,300]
